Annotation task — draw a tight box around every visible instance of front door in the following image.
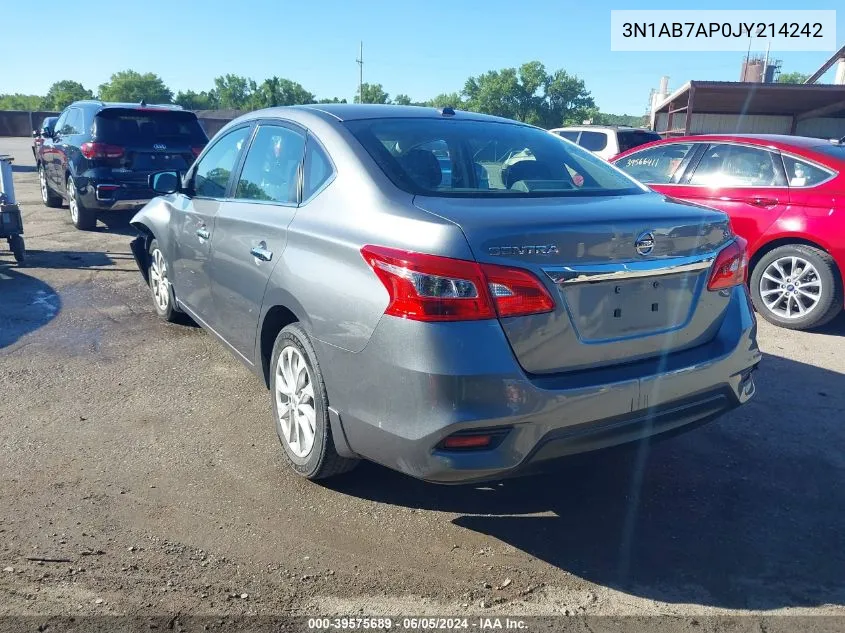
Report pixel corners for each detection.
[208,123,306,358]
[170,125,252,323]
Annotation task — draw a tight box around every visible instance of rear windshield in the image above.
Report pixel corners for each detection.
[93,109,207,145]
[617,130,662,153]
[345,118,644,198]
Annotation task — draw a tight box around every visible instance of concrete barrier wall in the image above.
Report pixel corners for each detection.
[0,110,235,139]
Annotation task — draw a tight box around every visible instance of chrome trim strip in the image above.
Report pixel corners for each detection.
[544,253,715,285]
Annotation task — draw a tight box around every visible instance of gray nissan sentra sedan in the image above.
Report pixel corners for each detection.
[129,104,761,484]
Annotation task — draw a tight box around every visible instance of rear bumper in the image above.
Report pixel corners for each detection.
[74,174,154,211]
[317,286,761,484]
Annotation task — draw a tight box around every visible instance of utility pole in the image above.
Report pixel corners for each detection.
[356,41,364,104]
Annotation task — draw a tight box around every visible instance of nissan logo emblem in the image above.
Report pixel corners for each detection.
[635,231,655,256]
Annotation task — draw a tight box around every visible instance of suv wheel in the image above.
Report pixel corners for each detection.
[750,244,843,330]
[67,176,96,230]
[39,165,62,208]
[270,324,358,480]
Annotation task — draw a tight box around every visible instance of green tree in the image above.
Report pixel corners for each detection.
[393,94,412,106]
[461,61,594,128]
[249,77,315,109]
[317,97,347,104]
[0,94,44,110]
[778,71,810,84]
[42,81,94,110]
[98,70,173,103]
[427,92,463,109]
[212,74,256,109]
[174,90,219,110]
[354,83,389,104]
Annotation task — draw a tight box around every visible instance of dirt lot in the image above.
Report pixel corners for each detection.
[2,135,845,620]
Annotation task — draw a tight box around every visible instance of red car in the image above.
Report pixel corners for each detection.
[612,134,845,330]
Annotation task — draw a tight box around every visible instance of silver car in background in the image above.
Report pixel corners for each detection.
[130,104,760,484]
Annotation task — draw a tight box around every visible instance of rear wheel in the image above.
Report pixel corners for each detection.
[67,176,96,230]
[9,235,25,264]
[270,324,358,480]
[750,244,843,330]
[39,165,62,208]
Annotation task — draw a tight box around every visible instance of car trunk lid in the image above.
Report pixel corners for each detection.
[413,193,734,374]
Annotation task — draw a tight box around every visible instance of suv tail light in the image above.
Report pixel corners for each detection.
[80,142,124,159]
[361,245,554,322]
[708,237,748,291]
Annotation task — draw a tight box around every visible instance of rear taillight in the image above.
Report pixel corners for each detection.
[360,245,554,322]
[80,142,124,160]
[191,146,205,158]
[708,237,748,291]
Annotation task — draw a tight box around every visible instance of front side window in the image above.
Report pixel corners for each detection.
[235,125,306,204]
[689,144,786,187]
[345,118,643,197]
[193,127,251,198]
[61,109,82,135]
[615,143,696,184]
[782,155,833,187]
[578,131,608,152]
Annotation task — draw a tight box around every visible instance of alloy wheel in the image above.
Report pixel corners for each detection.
[275,346,316,458]
[758,255,822,319]
[67,179,78,224]
[149,248,170,312]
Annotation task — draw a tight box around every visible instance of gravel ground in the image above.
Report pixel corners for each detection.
[2,136,845,621]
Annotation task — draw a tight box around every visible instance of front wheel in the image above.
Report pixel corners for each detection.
[9,235,25,264]
[67,176,96,230]
[750,244,843,330]
[147,239,181,323]
[270,324,358,480]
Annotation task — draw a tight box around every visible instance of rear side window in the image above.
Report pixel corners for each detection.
[556,131,579,142]
[93,109,207,146]
[782,155,834,187]
[235,125,306,204]
[578,131,608,152]
[617,130,661,153]
[615,143,696,184]
[689,144,786,187]
[303,140,334,200]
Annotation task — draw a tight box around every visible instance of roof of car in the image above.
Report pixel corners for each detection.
[550,125,655,132]
[72,100,186,112]
[238,103,524,125]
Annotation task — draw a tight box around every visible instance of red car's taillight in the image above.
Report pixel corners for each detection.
[708,237,748,291]
[80,142,124,159]
[360,245,555,322]
[191,146,205,158]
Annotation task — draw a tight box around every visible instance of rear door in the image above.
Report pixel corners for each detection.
[92,108,207,186]
[171,125,252,322]
[672,143,790,251]
[208,122,307,358]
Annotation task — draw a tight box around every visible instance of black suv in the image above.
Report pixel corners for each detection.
[37,101,208,230]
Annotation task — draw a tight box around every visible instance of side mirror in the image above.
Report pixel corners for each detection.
[149,171,180,194]
[32,130,40,138]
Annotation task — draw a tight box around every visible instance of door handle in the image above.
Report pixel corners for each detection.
[750,197,778,208]
[250,242,273,262]
[196,227,210,240]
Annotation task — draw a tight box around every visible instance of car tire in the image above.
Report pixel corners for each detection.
[39,165,62,208]
[66,176,96,230]
[750,244,843,330]
[9,235,25,264]
[270,324,358,480]
[147,238,181,323]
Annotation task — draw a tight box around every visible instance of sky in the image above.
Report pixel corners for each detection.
[2,0,843,115]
